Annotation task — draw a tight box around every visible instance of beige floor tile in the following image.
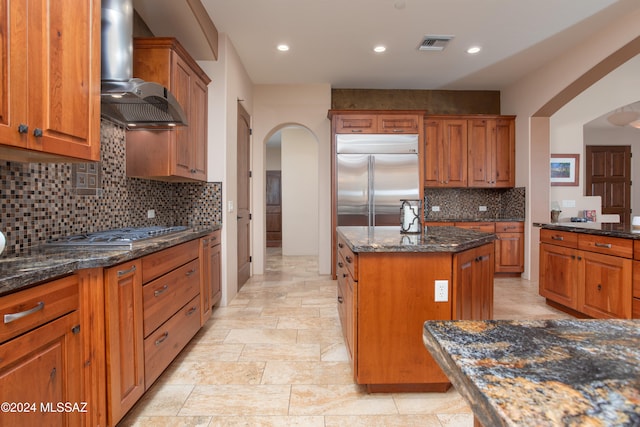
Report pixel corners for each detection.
[393,388,473,414]
[261,361,353,385]
[239,343,320,362]
[289,384,398,416]
[324,414,444,427]
[207,416,325,426]
[118,416,212,427]
[162,360,266,385]
[224,328,298,344]
[179,385,291,416]
[125,384,194,417]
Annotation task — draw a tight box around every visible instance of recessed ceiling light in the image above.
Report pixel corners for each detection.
[467,46,481,54]
[277,44,290,52]
[373,45,386,53]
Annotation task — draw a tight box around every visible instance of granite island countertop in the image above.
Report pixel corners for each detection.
[536,221,640,240]
[422,319,640,427]
[337,225,495,253]
[0,225,219,297]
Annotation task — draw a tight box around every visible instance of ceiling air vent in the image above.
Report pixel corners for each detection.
[418,35,454,51]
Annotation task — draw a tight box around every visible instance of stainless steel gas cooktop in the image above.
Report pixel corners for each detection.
[46,226,188,249]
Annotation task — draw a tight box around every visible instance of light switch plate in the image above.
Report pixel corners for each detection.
[432,206,440,212]
[479,206,487,212]
[434,280,448,302]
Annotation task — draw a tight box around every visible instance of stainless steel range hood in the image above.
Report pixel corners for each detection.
[100,0,187,128]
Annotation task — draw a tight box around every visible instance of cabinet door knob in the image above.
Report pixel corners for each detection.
[17,123,28,134]
[337,296,344,304]
[597,284,602,291]
[33,128,43,137]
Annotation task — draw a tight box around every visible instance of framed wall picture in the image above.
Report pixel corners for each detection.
[550,154,579,186]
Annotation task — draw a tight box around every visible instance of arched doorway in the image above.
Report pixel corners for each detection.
[265,125,320,261]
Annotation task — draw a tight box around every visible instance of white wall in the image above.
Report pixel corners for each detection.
[198,34,254,306]
[281,127,319,255]
[549,54,640,221]
[252,84,332,275]
[502,6,640,280]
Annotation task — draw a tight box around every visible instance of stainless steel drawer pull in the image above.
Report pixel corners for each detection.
[595,242,612,249]
[117,265,137,277]
[551,236,564,241]
[154,285,169,297]
[186,269,197,276]
[4,301,45,324]
[186,306,197,316]
[155,332,169,346]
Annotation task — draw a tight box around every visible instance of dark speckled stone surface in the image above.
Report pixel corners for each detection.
[0,226,219,297]
[337,226,495,253]
[537,222,640,240]
[423,319,640,427]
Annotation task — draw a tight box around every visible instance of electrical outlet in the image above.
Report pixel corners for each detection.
[147,209,156,219]
[228,201,234,212]
[431,206,440,212]
[479,206,487,212]
[434,280,448,302]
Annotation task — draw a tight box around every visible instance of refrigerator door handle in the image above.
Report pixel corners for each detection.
[369,155,375,227]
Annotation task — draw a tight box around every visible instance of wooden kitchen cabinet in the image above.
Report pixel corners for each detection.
[337,236,357,362]
[0,275,83,427]
[104,260,144,426]
[424,118,467,187]
[453,243,494,320]
[0,0,100,162]
[424,115,515,188]
[467,118,515,188]
[539,229,632,318]
[127,37,211,182]
[200,230,223,325]
[332,112,421,134]
[495,221,525,274]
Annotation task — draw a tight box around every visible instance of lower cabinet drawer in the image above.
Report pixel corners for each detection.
[0,275,79,344]
[143,259,200,337]
[144,296,201,387]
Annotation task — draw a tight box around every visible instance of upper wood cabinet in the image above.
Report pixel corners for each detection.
[0,0,101,162]
[127,37,211,182]
[332,112,422,134]
[467,118,515,188]
[424,115,515,188]
[424,119,467,187]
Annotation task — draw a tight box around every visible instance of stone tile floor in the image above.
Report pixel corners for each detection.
[119,249,572,426]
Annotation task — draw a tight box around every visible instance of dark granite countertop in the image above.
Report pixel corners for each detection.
[536,221,640,240]
[0,225,219,297]
[425,218,525,223]
[423,319,640,427]
[337,226,495,253]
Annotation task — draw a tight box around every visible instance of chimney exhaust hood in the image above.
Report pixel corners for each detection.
[100,0,187,128]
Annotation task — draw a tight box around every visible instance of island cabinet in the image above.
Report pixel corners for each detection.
[632,241,640,318]
[494,221,525,274]
[127,37,211,182]
[540,229,632,319]
[336,229,494,393]
[424,115,515,188]
[0,0,101,162]
[0,275,83,427]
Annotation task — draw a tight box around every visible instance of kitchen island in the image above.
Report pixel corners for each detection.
[336,226,495,392]
[422,319,640,427]
[537,222,640,319]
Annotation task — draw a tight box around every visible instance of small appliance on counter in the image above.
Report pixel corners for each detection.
[550,209,561,223]
[0,230,5,255]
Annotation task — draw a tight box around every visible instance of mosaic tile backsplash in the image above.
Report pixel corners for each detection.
[424,187,525,220]
[0,120,222,254]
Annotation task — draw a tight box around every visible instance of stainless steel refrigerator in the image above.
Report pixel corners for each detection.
[336,133,419,227]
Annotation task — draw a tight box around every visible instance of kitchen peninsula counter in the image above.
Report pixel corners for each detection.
[422,319,640,427]
[536,221,640,239]
[336,226,495,392]
[0,225,219,296]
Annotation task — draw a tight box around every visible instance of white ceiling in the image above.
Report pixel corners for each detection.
[191,0,639,90]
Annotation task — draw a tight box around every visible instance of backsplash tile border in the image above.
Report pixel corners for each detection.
[0,120,222,255]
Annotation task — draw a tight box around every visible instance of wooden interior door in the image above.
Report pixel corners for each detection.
[266,170,282,247]
[237,103,251,288]
[585,146,631,227]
